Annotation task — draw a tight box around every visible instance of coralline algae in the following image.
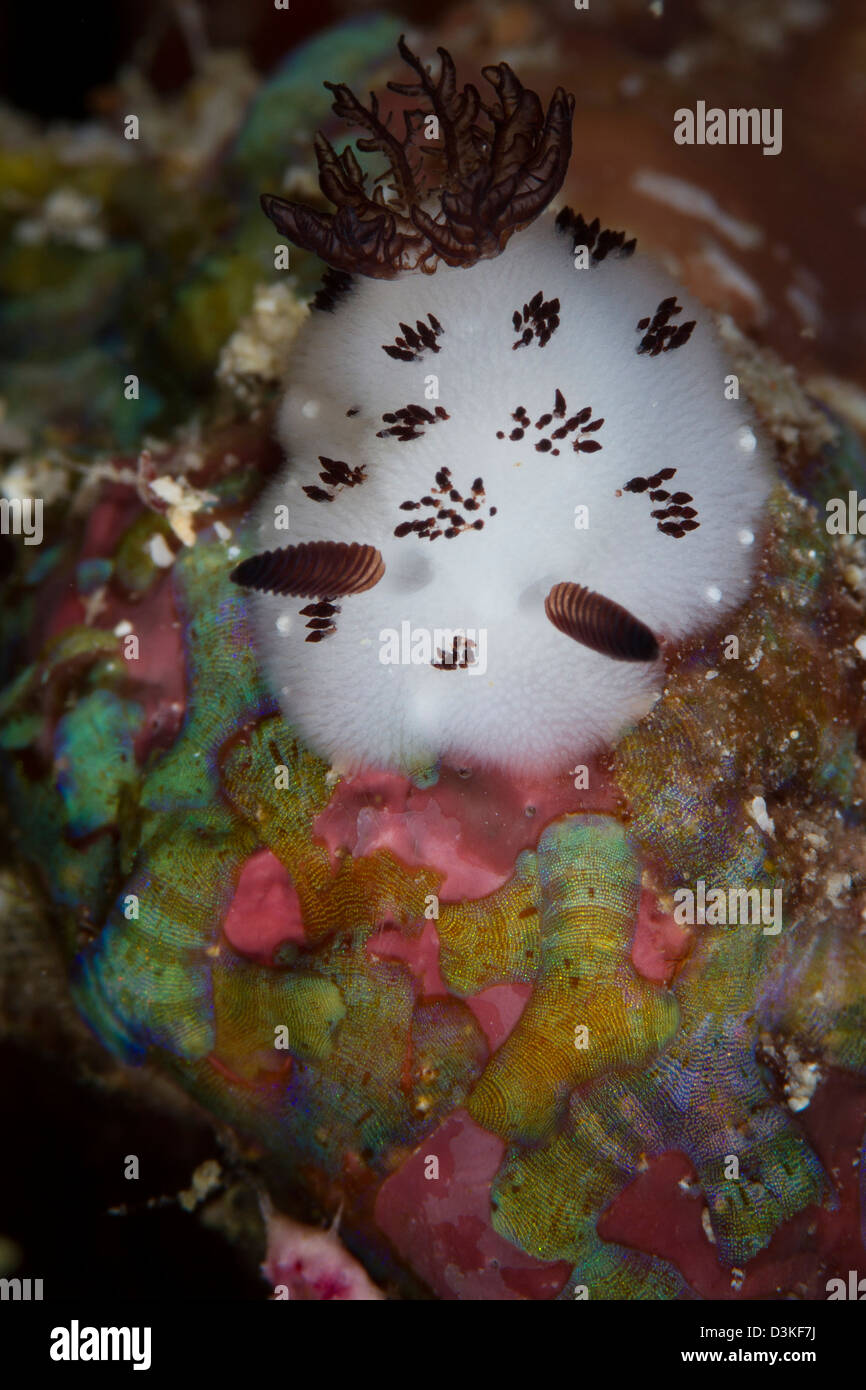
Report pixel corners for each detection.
[2,10,866,1302]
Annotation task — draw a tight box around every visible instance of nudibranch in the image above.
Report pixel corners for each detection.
[232,37,773,776]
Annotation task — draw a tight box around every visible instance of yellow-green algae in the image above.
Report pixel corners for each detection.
[460,818,678,1143]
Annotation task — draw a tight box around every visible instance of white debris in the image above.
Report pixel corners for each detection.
[1,450,69,504]
[217,281,308,404]
[781,1042,822,1112]
[803,830,828,850]
[178,1159,223,1213]
[148,474,216,547]
[147,533,175,568]
[15,186,107,250]
[825,871,851,908]
[701,1207,717,1244]
[747,795,775,836]
[745,644,764,671]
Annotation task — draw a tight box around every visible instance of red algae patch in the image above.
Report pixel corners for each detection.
[631,887,692,984]
[464,983,534,1052]
[223,848,306,963]
[315,758,619,894]
[375,1110,571,1300]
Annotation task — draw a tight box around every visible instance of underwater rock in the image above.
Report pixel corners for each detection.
[2,5,866,1301]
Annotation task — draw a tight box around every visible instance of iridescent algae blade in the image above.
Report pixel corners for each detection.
[613,483,856,891]
[656,907,831,1266]
[467,816,679,1143]
[72,540,271,1059]
[2,757,117,921]
[436,849,540,994]
[156,955,488,1186]
[139,541,276,819]
[760,923,866,1075]
[210,956,347,1082]
[53,691,142,838]
[490,862,830,1285]
[71,814,254,1060]
[214,721,489,1165]
[0,630,144,924]
[492,1124,687,1300]
[599,482,853,1271]
[220,715,439,942]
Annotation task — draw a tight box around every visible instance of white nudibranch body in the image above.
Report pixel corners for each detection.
[240,212,772,777]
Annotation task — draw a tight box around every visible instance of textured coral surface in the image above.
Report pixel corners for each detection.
[2,1,866,1301]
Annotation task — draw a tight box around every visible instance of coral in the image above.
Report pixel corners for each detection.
[448,818,679,1143]
[2,10,866,1305]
